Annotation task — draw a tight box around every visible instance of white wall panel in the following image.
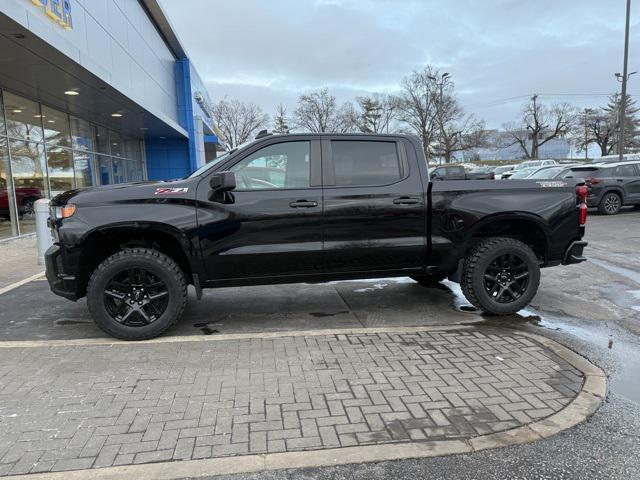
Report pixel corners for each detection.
[1,0,179,125]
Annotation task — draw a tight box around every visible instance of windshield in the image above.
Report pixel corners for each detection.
[186,138,258,178]
[187,153,230,178]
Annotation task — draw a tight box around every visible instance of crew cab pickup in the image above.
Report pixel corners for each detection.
[46,134,588,340]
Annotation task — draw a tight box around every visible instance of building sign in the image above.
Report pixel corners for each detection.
[30,0,73,30]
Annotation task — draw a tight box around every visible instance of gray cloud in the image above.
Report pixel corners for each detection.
[160,0,639,127]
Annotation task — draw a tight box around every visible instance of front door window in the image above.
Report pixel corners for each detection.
[230,141,310,190]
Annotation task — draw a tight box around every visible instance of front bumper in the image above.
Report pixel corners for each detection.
[45,244,78,301]
[562,240,588,265]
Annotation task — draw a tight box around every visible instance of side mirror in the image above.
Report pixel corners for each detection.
[210,171,236,192]
[209,171,236,203]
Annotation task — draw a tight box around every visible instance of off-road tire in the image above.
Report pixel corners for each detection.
[460,237,540,315]
[598,192,622,215]
[87,248,187,340]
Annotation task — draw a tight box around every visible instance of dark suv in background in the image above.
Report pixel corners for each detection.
[567,161,640,215]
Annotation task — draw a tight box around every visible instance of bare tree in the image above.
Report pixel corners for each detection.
[355,94,399,133]
[293,88,340,133]
[212,98,268,149]
[396,67,442,157]
[577,94,640,156]
[505,96,577,159]
[272,104,290,134]
[336,101,360,133]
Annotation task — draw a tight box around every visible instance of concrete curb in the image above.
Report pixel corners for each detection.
[0,325,475,349]
[0,326,606,480]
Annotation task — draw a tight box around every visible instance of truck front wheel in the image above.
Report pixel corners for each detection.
[460,237,540,315]
[86,248,187,340]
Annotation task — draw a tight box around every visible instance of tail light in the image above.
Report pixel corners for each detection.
[576,185,588,226]
[585,177,601,187]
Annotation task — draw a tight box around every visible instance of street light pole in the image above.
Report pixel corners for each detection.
[618,0,632,161]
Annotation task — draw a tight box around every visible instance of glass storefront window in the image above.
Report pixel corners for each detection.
[124,137,141,161]
[98,155,112,185]
[73,151,94,188]
[112,158,125,184]
[42,106,72,148]
[110,130,123,158]
[95,126,110,155]
[47,147,74,196]
[0,138,19,239]
[125,159,143,182]
[70,116,94,152]
[3,92,44,142]
[0,89,148,237]
[0,91,6,136]
[8,139,47,235]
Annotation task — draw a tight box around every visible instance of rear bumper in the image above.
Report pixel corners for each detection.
[45,244,78,301]
[562,240,588,265]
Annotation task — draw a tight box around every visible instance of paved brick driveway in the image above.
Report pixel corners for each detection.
[0,327,583,475]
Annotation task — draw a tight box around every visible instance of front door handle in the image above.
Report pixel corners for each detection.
[393,197,421,205]
[289,200,318,208]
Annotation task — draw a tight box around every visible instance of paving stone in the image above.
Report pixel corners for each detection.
[0,329,583,473]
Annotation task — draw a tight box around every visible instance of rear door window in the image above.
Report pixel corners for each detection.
[331,141,402,186]
[614,164,639,177]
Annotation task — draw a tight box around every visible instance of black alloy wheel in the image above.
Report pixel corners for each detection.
[482,253,530,304]
[103,267,169,326]
[87,248,187,340]
[460,237,540,315]
[600,192,621,215]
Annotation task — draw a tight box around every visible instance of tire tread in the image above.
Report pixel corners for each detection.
[86,248,187,340]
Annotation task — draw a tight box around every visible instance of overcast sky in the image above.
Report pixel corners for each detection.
[159,0,639,128]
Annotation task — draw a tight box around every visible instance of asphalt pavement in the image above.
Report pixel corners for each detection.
[0,209,638,479]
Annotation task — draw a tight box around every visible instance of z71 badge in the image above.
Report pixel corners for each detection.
[154,187,189,195]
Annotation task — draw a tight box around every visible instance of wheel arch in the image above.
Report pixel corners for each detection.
[75,222,198,298]
[466,213,550,263]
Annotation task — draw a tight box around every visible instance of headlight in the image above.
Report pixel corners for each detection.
[52,204,77,219]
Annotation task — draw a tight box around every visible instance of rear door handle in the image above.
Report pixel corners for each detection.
[393,197,421,205]
[289,200,318,208]
[617,179,624,182]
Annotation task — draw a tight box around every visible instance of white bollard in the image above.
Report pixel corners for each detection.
[35,198,53,265]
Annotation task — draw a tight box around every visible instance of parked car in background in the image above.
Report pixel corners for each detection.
[430,165,494,180]
[506,167,542,179]
[493,165,516,179]
[527,164,581,180]
[0,178,43,218]
[565,161,640,215]
[502,160,558,179]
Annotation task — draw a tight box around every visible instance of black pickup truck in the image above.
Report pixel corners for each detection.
[46,133,588,340]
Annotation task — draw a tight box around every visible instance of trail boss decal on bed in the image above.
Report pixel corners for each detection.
[536,181,567,188]
[154,187,189,195]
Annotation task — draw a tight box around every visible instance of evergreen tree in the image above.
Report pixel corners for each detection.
[272,104,290,134]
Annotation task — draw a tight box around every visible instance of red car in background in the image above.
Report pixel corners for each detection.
[0,178,43,218]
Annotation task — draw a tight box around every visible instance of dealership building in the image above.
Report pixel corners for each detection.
[0,0,219,239]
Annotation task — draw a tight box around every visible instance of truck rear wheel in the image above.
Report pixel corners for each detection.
[86,248,187,340]
[460,237,540,315]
